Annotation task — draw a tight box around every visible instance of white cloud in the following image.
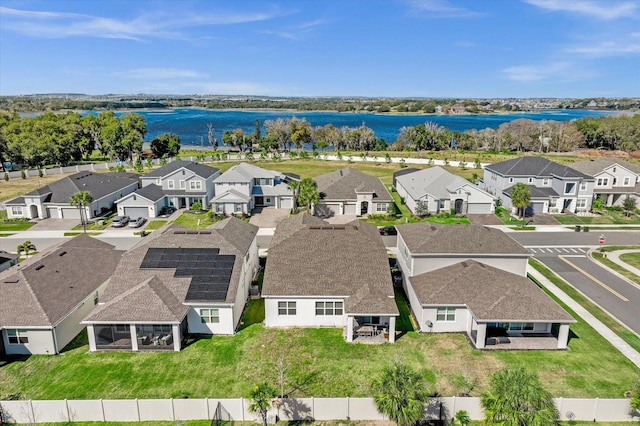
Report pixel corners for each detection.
[568,40,640,56]
[404,0,484,18]
[523,0,639,20]
[0,5,289,41]
[115,68,208,79]
[502,62,586,82]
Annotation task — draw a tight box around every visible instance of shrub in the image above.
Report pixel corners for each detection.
[20,170,26,179]
[190,201,203,211]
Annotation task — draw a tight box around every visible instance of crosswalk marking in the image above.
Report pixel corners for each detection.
[526,246,591,256]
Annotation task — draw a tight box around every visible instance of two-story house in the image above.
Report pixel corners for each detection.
[116,160,220,217]
[483,156,594,215]
[5,171,139,220]
[395,166,495,215]
[82,217,259,352]
[571,158,640,207]
[210,162,295,215]
[395,223,575,350]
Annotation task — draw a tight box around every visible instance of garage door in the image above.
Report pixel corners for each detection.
[315,203,340,217]
[60,208,81,219]
[531,201,545,213]
[344,204,356,215]
[46,207,59,218]
[124,207,150,218]
[280,197,293,209]
[467,203,492,214]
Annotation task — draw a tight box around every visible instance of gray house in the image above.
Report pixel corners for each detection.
[314,168,393,217]
[395,223,575,350]
[5,171,139,220]
[395,166,495,215]
[483,156,594,215]
[571,158,640,207]
[82,217,259,352]
[137,160,220,211]
[0,235,123,355]
[115,184,169,218]
[262,214,399,343]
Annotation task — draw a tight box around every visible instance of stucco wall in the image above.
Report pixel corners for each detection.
[264,298,347,327]
[2,328,55,355]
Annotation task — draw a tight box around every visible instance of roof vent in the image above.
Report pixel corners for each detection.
[59,251,67,256]
[199,231,211,235]
[35,264,45,271]
[4,278,19,284]
[174,230,186,234]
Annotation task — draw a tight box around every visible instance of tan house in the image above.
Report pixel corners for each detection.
[571,158,640,207]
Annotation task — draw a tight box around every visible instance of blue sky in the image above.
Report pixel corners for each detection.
[0,0,639,98]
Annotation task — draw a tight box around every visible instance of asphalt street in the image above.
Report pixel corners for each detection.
[509,231,640,247]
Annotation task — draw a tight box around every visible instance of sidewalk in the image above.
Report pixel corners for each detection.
[605,249,640,279]
[528,266,640,368]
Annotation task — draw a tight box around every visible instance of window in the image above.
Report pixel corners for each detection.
[564,182,576,195]
[549,198,557,208]
[580,182,587,191]
[11,206,22,215]
[436,307,456,322]
[528,178,533,183]
[215,203,224,213]
[167,180,175,189]
[266,197,271,203]
[7,329,28,344]
[376,203,388,212]
[438,200,445,209]
[509,177,514,183]
[200,308,220,323]
[189,181,202,190]
[596,178,609,187]
[180,180,186,189]
[278,301,296,315]
[235,203,243,212]
[624,177,631,186]
[315,301,344,316]
[542,178,550,186]
[576,199,587,209]
[613,178,618,185]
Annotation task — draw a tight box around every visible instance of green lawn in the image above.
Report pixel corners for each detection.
[495,206,529,226]
[554,209,640,225]
[620,251,640,270]
[172,211,224,229]
[591,246,640,286]
[530,258,640,353]
[0,222,34,232]
[145,219,168,230]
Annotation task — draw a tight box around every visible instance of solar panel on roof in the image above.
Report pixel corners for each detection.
[140,247,235,303]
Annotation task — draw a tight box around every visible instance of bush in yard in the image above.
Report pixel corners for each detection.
[190,201,203,211]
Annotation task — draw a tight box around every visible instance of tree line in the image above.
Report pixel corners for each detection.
[1,111,639,172]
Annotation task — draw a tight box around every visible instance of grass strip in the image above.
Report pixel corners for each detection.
[529,258,640,353]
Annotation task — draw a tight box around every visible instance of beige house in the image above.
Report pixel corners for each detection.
[0,236,123,355]
[396,223,575,350]
[262,214,399,343]
[314,168,393,217]
[571,158,640,207]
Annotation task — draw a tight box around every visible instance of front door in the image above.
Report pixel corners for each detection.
[360,201,369,215]
[255,196,264,206]
[454,199,464,214]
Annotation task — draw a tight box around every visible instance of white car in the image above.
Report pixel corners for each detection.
[128,217,147,228]
[111,215,130,227]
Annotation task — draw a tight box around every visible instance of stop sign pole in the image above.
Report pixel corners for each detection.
[599,234,605,252]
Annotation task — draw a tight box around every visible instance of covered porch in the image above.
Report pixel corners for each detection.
[470,321,571,350]
[345,315,397,344]
[87,321,185,352]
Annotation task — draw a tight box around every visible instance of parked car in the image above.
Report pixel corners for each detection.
[128,217,147,228]
[111,215,130,227]
[378,226,397,236]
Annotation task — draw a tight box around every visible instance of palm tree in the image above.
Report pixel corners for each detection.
[297,178,319,213]
[69,191,94,234]
[452,410,470,426]
[287,179,300,212]
[16,240,37,259]
[248,382,276,426]
[481,367,559,426]
[510,182,531,220]
[371,361,428,426]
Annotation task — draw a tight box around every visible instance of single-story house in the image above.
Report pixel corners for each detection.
[139,160,220,210]
[395,223,574,350]
[262,214,399,343]
[211,162,296,215]
[0,235,123,355]
[115,184,170,218]
[395,166,495,215]
[5,171,139,220]
[314,168,393,217]
[571,158,640,207]
[82,217,259,352]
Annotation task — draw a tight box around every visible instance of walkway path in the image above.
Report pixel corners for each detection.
[528,266,640,368]
[606,249,640,279]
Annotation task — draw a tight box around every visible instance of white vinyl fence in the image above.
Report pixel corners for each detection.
[0,397,637,423]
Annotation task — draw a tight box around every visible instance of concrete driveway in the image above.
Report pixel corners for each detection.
[467,214,503,226]
[28,219,79,231]
[249,207,290,228]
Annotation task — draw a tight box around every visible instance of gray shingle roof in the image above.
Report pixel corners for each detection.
[134,184,166,202]
[143,160,219,179]
[396,223,529,255]
[214,162,282,183]
[23,171,139,204]
[409,260,574,322]
[504,185,559,198]
[84,217,257,323]
[395,166,485,200]
[262,214,399,316]
[0,235,123,327]
[571,158,640,176]
[486,156,591,179]
[315,168,392,202]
